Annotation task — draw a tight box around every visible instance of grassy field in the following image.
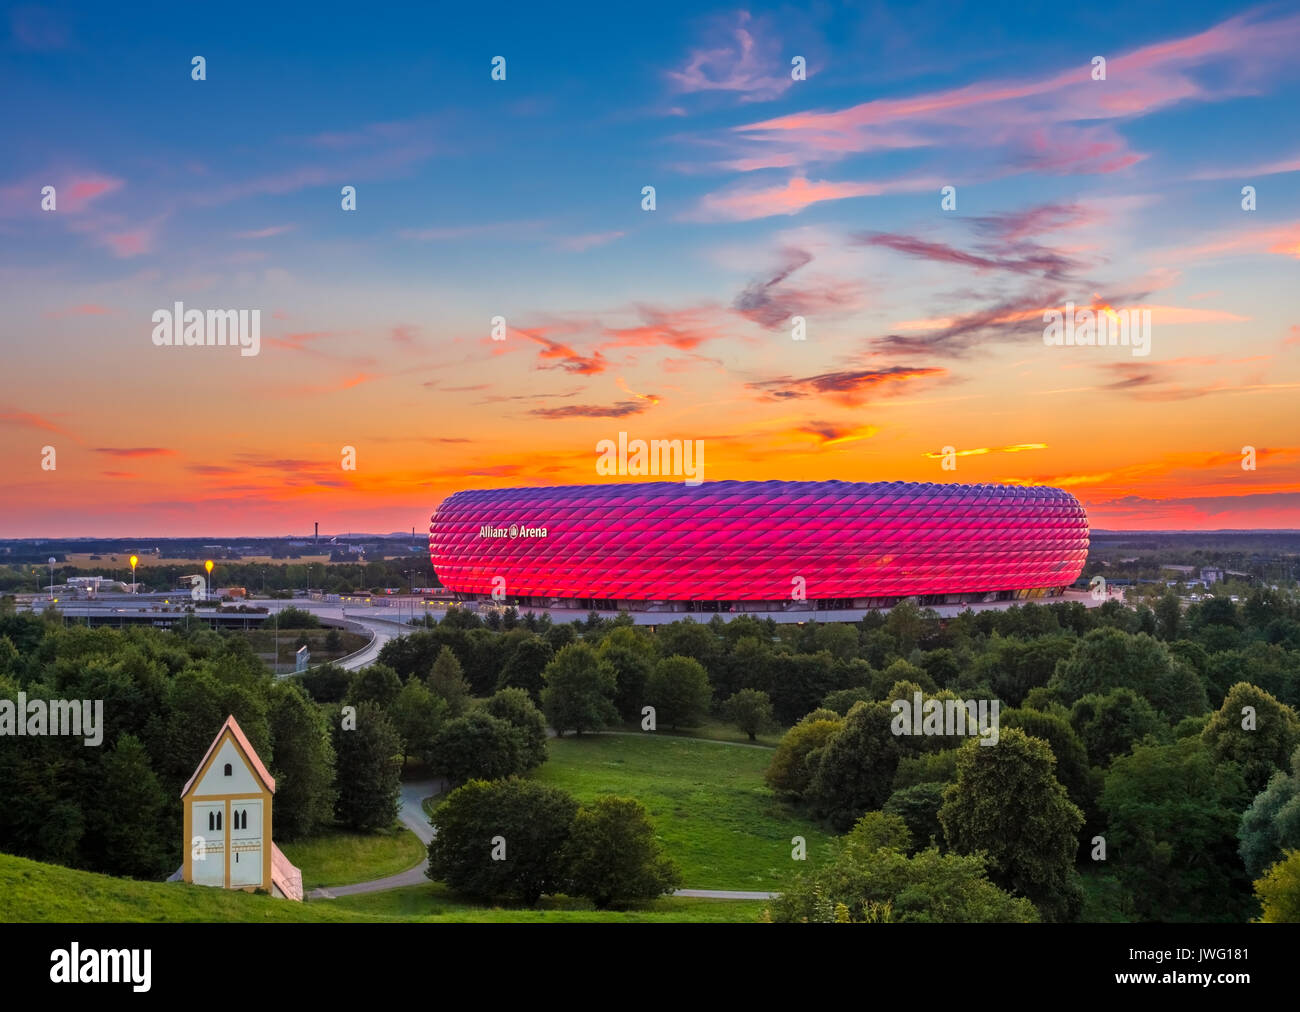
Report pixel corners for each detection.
[0,854,764,923]
[616,718,787,748]
[530,733,831,890]
[278,824,425,889]
[241,627,370,669]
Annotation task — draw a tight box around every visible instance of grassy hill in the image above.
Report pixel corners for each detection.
[0,853,764,923]
[532,733,833,890]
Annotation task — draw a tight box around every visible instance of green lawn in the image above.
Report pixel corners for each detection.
[617,719,788,748]
[530,733,831,890]
[278,823,425,889]
[0,853,763,923]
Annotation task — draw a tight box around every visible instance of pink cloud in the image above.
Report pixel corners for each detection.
[0,408,75,438]
[65,176,125,209]
[45,303,113,318]
[233,224,296,239]
[685,174,940,222]
[101,228,153,258]
[667,11,796,103]
[720,11,1300,171]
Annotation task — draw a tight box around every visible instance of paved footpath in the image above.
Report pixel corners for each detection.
[308,775,777,902]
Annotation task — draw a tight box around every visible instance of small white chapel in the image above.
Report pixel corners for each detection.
[174,714,303,901]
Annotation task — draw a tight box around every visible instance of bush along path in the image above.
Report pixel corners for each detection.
[309,771,777,901]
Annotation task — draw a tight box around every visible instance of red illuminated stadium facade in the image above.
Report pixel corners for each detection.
[428,480,1089,614]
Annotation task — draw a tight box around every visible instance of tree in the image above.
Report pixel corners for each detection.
[561,796,682,908]
[813,623,859,662]
[1238,746,1300,878]
[461,628,508,695]
[83,734,171,879]
[427,645,472,717]
[939,729,1083,922]
[980,635,1075,707]
[885,598,926,654]
[1001,707,1094,820]
[296,662,350,703]
[426,712,526,787]
[883,782,948,852]
[389,677,448,766]
[1100,737,1253,922]
[645,655,712,730]
[1202,682,1300,794]
[766,715,842,799]
[541,642,618,736]
[822,686,878,714]
[806,701,905,831]
[345,663,401,709]
[427,778,578,904]
[769,651,842,725]
[1051,627,1207,721]
[767,812,1037,923]
[1254,849,1300,923]
[333,701,402,831]
[267,681,337,839]
[597,626,656,721]
[1155,590,1182,641]
[483,687,548,770]
[723,688,774,741]
[496,635,553,703]
[655,619,721,676]
[1069,688,1167,766]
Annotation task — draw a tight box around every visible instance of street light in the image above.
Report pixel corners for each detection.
[204,560,214,599]
[130,555,138,594]
[48,557,55,600]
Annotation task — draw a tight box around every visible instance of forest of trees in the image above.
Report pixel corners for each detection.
[3,585,1299,921]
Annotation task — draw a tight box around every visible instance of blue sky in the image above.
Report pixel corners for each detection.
[1,1,1298,534]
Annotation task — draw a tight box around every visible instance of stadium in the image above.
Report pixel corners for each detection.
[428,480,1089,614]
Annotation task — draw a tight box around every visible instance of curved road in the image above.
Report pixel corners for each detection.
[308,778,777,902]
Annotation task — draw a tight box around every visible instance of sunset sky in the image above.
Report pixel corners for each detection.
[1,1,1298,536]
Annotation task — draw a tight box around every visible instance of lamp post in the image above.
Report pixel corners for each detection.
[48,557,56,599]
[204,560,214,600]
[130,555,138,594]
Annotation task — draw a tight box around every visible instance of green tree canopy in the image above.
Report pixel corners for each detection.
[646,655,712,730]
[427,778,578,904]
[768,811,1037,924]
[723,688,774,742]
[426,711,527,787]
[561,796,682,908]
[540,641,618,736]
[939,729,1084,922]
[267,680,337,839]
[1100,737,1253,922]
[333,701,401,831]
[427,645,472,717]
[1201,682,1300,794]
[483,687,549,770]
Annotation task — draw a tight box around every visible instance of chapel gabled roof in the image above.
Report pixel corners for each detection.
[180,714,276,798]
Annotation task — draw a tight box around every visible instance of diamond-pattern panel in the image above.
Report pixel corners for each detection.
[428,480,1089,601]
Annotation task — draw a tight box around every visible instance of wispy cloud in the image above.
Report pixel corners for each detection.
[93,447,176,458]
[685,174,940,222]
[530,401,650,419]
[666,11,797,104]
[748,365,946,406]
[732,246,860,328]
[233,224,296,239]
[717,11,1300,174]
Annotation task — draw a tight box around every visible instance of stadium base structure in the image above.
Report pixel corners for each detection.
[430,479,1089,612]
